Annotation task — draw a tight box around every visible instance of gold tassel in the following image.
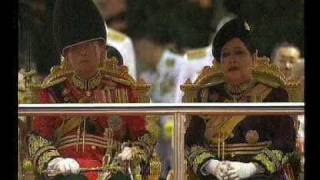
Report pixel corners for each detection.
[222,133,225,160]
[218,131,220,159]
[82,119,86,153]
[76,126,80,152]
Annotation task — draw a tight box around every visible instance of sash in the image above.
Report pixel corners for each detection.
[204,83,273,143]
[55,117,84,141]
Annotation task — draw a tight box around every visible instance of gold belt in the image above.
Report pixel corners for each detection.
[56,134,119,152]
[209,141,272,159]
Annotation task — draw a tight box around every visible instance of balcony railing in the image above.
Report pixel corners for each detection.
[18,103,304,180]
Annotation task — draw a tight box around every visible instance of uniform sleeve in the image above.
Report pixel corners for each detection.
[252,87,298,175]
[28,88,62,174]
[252,115,297,175]
[118,87,153,168]
[32,88,64,141]
[185,116,216,176]
[123,115,148,141]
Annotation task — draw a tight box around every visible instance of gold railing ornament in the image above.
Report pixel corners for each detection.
[146,115,161,146]
[22,159,36,179]
[134,78,151,103]
[133,165,142,180]
[149,153,162,180]
[18,69,42,104]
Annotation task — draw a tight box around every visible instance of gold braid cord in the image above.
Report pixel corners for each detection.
[28,134,60,173]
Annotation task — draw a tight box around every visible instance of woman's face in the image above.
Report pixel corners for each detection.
[64,40,106,78]
[220,38,255,85]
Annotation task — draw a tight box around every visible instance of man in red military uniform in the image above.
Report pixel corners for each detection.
[27,0,151,179]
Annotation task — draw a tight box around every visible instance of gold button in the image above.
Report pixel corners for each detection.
[91,145,96,150]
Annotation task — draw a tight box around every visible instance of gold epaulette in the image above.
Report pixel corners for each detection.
[100,69,132,87]
[108,29,127,43]
[41,65,72,89]
[99,57,138,87]
[200,79,224,89]
[255,77,280,89]
[186,47,208,60]
[253,57,285,89]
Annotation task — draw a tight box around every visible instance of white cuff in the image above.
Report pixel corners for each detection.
[238,162,258,178]
[200,159,219,176]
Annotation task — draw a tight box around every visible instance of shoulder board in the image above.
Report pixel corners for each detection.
[255,76,280,89]
[41,66,72,89]
[200,79,224,89]
[108,29,127,42]
[41,76,68,89]
[101,71,132,87]
[186,48,208,60]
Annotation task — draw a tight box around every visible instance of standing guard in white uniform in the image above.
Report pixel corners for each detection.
[107,28,137,79]
[175,46,214,103]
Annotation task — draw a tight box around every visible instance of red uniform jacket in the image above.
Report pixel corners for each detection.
[30,72,148,179]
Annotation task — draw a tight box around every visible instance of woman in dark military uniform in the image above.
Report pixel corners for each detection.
[185,18,297,180]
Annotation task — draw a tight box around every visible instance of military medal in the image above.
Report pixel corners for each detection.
[245,130,259,144]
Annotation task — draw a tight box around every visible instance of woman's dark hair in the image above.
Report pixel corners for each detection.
[212,17,255,62]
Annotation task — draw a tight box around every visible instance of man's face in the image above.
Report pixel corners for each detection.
[98,0,127,32]
[274,47,300,77]
[64,40,106,76]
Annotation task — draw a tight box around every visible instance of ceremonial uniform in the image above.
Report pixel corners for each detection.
[107,28,137,80]
[29,69,150,179]
[27,0,152,179]
[185,80,297,179]
[140,49,188,103]
[185,17,298,180]
[175,46,214,102]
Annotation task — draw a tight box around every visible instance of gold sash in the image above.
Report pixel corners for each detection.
[205,83,273,143]
[55,117,84,141]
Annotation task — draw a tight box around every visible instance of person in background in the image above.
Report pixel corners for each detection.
[107,45,124,65]
[271,42,302,81]
[93,0,137,79]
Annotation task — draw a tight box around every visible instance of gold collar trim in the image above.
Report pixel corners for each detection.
[72,71,102,90]
[225,79,256,96]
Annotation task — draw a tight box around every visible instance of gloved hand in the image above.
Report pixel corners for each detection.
[118,147,133,161]
[223,161,258,180]
[46,157,80,176]
[202,159,229,180]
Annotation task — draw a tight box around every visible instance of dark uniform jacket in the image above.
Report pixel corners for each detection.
[185,81,296,180]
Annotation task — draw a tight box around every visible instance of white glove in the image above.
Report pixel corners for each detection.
[224,161,258,180]
[118,147,133,161]
[201,159,229,180]
[46,157,80,176]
